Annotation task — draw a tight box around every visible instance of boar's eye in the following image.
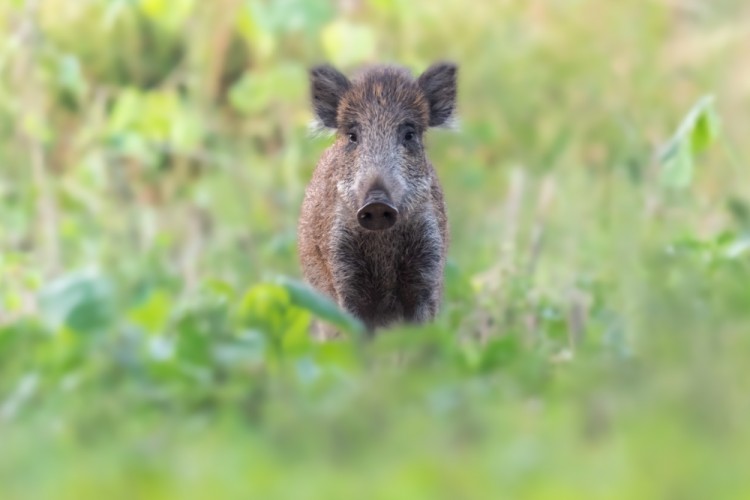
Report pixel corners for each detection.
[348,132,358,144]
[401,125,417,145]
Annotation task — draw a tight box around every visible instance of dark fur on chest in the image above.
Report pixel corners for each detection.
[331,217,443,329]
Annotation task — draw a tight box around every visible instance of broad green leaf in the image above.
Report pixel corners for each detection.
[38,269,116,334]
[238,283,312,354]
[277,277,365,337]
[238,283,292,333]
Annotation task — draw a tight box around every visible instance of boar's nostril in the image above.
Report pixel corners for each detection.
[357,200,399,231]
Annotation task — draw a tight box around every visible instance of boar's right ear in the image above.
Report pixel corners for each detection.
[310,65,351,129]
[418,62,458,127]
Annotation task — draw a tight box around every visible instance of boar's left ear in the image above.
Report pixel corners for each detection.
[418,62,458,127]
[310,65,351,129]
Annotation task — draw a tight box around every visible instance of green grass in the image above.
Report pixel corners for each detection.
[1,1,750,498]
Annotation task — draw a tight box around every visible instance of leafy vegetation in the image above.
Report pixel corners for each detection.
[1,1,749,498]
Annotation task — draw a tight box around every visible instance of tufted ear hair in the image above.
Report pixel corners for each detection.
[309,64,351,129]
[417,62,458,127]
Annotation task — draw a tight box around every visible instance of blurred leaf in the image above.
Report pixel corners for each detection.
[56,54,88,108]
[236,3,276,59]
[322,20,376,67]
[107,88,202,151]
[723,236,750,259]
[238,283,291,330]
[459,341,482,372]
[660,141,694,190]
[727,197,750,231]
[128,289,172,334]
[213,329,266,367]
[108,88,141,132]
[20,114,52,143]
[691,100,720,155]
[228,64,306,114]
[315,340,358,370]
[228,72,274,114]
[0,373,39,422]
[38,270,116,334]
[245,0,334,36]
[104,0,131,29]
[659,95,719,190]
[202,278,236,302]
[479,335,521,373]
[238,283,312,354]
[173,298,232,366]
[139,0,196,31]
[277,277,365,337]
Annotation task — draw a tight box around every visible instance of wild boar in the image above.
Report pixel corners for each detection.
[298,62,457,336]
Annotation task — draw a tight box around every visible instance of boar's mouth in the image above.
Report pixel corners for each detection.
[357,190,399,231]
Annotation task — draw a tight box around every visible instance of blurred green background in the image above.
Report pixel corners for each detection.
[1,0,750,498]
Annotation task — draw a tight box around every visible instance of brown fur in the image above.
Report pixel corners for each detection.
[298,63,457,336]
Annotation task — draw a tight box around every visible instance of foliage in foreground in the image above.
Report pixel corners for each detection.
[1,0,750,498]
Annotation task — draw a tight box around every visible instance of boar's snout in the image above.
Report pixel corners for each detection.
[357,189,399,231]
